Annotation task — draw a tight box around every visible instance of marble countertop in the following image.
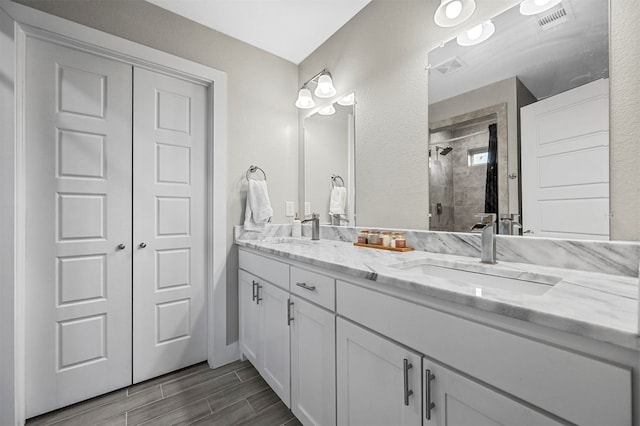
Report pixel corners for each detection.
[235,236,640,351]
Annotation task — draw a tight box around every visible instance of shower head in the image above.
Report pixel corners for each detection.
[440,146,453,156]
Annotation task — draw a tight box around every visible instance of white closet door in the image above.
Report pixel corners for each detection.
[25,38,133,417]
[132,68,208,382]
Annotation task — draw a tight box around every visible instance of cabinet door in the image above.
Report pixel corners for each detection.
[260,281,291,407]
[337,318,421,426]
[238,270,261,366]
[291,296,336,426]
[423,360,563,426]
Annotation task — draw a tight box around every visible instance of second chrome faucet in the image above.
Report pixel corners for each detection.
[471,213,497,264]
[302,213,320,240]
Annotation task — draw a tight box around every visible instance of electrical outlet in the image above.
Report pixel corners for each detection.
[304,202,311,216]
[285,201,295,217]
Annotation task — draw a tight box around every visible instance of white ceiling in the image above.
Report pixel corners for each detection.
[146,0,371,64]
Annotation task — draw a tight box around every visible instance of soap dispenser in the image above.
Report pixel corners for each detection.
[292,213,302,237]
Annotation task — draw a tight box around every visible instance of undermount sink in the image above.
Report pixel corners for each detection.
[390,259,562,296]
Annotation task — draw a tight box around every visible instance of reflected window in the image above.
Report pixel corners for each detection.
[468,147,488,167]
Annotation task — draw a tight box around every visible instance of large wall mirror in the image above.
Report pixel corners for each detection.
[428,0,609,239]
[303,95,356,225]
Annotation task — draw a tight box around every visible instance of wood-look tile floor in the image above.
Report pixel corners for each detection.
[26,360,302,426]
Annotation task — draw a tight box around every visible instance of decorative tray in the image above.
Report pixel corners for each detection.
[353,242,414,252]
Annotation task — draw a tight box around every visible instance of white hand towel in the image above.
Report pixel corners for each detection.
[244,180,273,231]
[329,186,347,215]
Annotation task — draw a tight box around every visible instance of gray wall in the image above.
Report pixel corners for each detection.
[300,0,639,240]
[12,0,299,343]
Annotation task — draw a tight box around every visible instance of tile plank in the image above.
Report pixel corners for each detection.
[237,401,294,426]
[236,365,260,382]
[127,372,240,425]
[162,360,249,397]
[128,362,211,396]
[247,388,282,414]
[137,399,211,426]
[206,376,268,412]
[49,386,162,426]
[26,390,128,426]
[186,400,255,426]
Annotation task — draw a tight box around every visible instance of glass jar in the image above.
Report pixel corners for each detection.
[368,230,381,245]
[393,232,407,249]
[357,230,369,244]
[380,231,391,247]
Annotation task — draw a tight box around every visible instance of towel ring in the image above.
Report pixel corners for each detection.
[246,165,267,181]
[331,174,344,188]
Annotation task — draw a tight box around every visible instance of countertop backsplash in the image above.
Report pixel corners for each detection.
[235,224,640,278]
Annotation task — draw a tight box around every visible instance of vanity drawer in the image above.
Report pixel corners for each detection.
[290,266,335,311]
[239,249,289,290]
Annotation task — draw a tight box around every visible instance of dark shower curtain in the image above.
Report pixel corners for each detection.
[484,123,498,214]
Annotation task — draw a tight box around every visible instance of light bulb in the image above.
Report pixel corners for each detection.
[314,74,336,98]
[445,0,462,19]
[337,92,355,106]
[318,104,336,116]
[466,24,483,40]
[295,87,315,109]
[534,0,551,6]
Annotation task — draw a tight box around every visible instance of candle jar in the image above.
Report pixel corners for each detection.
[393,232,407,248]
[380,231,391,247]
[357,230,369,244]
[368,230,380,245]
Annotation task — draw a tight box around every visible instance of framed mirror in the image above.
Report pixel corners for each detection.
[303,94,356,225]
[428,0,609,238]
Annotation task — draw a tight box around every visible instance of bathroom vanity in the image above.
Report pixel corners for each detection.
[236,229,638,426]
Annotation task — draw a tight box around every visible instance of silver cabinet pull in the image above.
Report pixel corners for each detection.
[256,284,262,304]
[252,280,257,302]
[296,282,316,291]
[138,242,147,248]
[117,244,126,250]
[403,358,413,406]
[287,299,294,325]
[425,369,435,420]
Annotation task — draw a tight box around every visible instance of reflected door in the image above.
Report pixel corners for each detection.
[521,79,609,240]
[25,38,133,417]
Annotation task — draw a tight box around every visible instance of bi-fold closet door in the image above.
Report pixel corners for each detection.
[25,37,207,418]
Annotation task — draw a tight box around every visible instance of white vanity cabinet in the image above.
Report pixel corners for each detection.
[336,317,422,426]
[238,251,291,406]
[239,249,337,425]
[422,360,563,426]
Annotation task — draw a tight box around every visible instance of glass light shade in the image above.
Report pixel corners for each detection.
[295,87,315,109]
[456,20,495,46]
[519,0,562,15]
[318,104,336,116]
[337,92,355,106]
[314,74,337,98]
[434,0,476,28]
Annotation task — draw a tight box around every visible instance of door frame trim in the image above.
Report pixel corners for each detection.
[0,1,235,423]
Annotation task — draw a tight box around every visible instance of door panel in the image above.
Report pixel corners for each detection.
[239,270,261,365]
[521,78,609,240]
[132,68,208,382]
[25,38,133,417]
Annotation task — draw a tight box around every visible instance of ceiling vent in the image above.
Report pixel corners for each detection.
[537,6,568,30]
[432,57,465,76]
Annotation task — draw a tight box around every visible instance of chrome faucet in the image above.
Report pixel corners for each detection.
[470,213,497,264]
[499,213,522,235]
[330,213,349,226]
[302,213,320,240]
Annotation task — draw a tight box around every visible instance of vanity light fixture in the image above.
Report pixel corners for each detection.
[519,0,562,16]
[295,68,337,109]
[318,103,336,116]
[337,92,355,106]
[457,20,495,46]
[433,0,476,28]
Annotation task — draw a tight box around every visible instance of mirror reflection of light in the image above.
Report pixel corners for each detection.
[318,104,336,116]
[456,20,495,46]
[445,0,462,19]
[519,0,562,16]
[535,0,551,6]
[337,92,355,106]
[466,24,483,40]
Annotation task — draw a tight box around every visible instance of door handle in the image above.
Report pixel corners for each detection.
[295,282,316,291]
[138,242,147,248]
[425,369,435,420]
[403,358,413,406]
[252,280,257,302]
[256,284,262,304]
[287,299,294,325]
[117,244,126,250]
